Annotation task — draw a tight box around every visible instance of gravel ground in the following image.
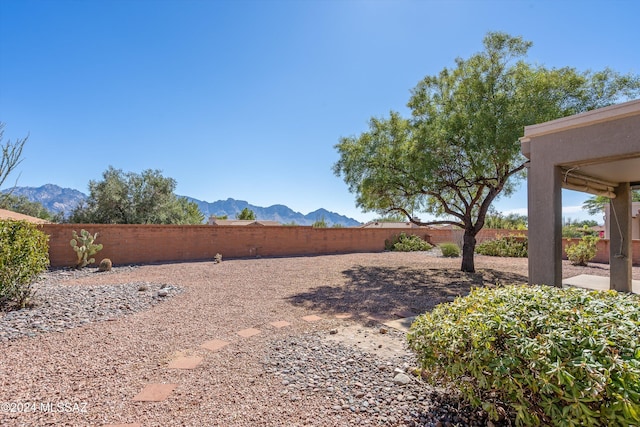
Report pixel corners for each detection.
[0,252,637,427]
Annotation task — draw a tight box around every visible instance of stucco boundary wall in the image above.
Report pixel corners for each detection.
[39,224,637,268]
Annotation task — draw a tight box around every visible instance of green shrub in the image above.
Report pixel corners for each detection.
[476,235,528,257]
[384,233,433,252]
[408,285,640,426]
[0,220,50,309]
[439,242,460,257]
[565,235,599,266]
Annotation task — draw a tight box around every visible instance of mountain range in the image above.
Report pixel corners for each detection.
[3,184,362,227]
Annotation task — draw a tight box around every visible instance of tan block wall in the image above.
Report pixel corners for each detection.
[42,224,439,267]
[39,224,637,268]
[562,238,640,265]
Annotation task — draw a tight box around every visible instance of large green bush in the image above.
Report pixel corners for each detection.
[384,233,433,252]
[476,235,528,257]
[0,220,49,308]
[408,285,640,426]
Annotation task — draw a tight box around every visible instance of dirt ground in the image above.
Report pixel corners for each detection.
[1,252,637,427]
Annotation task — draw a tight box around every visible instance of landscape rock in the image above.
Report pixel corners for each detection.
[393,373,412,385]
[0,273,182,342]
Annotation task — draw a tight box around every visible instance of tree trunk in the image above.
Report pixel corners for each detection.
[461,229,477,272]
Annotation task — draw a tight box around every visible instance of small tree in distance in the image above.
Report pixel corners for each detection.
[312,216,328,228]
[236,207,256,220]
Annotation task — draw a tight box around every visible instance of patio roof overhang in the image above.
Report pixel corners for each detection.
[520,99,640,291]
[521,99,640,196]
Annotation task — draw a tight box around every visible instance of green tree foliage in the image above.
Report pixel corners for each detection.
[0,220,49,309]
[209,214,228,221]
[0,193,63,222]
[334,32,640,272]
[583,191,640,216]
[0,122,27,197]
[562,224,598,238]
[373,213,407,222]
[70,166,204,224]
[312,215,328,228]
[486,214,526,230]
[484,212,528,230]
[235,207,256,220]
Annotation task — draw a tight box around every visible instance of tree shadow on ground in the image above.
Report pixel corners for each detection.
[287,266,528,321]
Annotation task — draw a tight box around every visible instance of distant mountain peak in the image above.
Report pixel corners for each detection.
[7,185,362,226]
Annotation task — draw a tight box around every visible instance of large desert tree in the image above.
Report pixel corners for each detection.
[70,166,204,224]
[334,32,640,272]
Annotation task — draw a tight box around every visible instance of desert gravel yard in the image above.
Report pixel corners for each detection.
[1,252,638,427]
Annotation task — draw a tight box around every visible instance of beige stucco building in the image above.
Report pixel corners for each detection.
[604,202,640,240]
[521,99,640,292]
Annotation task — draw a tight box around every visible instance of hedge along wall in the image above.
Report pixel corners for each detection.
[39,224,637,268]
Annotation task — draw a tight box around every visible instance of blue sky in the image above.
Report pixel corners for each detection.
[1,0,638,224]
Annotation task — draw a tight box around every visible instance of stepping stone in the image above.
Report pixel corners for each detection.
[383,316,417,333]
[201,339,230,352]
[367,313,389,322]
[132,383,178,402]
[302,315,323,322]
[335,313,352,319]
[394,310,416,318]
[269,320,291,328]
[167,356,203,369]
[237,328,260,338]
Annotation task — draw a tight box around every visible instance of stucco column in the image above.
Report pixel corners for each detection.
[528,164,563,287]
[610,182,632,292]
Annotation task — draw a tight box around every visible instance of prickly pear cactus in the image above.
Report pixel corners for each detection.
[70,229,104,269]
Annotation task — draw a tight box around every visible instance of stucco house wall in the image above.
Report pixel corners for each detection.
[604,202,640,240]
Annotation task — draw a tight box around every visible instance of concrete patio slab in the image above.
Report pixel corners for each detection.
[562,274,640,294]
[237,328,261,338]
[383,316,417,332]
[167,356,203,369]
[269,320,291,328]
[200,339,230,352]
[302,315,323,322]
[132,383,178,402]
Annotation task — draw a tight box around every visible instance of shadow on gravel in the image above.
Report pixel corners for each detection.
[286,266,527,321]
